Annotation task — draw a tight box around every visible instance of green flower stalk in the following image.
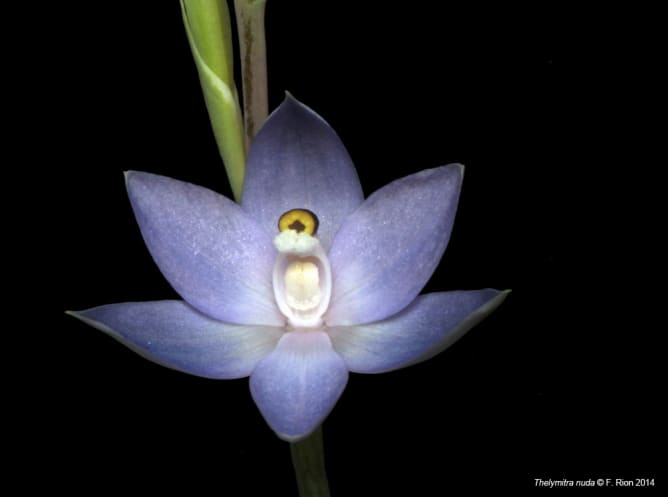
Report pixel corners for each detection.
[180,0,247,200]
[291,427,331,497]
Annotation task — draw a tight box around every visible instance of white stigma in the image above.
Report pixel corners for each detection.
[284,261,321,311]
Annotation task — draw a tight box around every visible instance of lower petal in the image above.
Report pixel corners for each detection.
[68,301,284,379]
[327,289,510,374]
[249,331,348,441]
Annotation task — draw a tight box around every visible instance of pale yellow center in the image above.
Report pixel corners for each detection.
[284,260,321,311]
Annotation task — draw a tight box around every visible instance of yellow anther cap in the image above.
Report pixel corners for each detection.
[278,209,319,235]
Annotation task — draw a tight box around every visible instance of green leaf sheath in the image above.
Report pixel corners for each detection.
[181,0,247,201]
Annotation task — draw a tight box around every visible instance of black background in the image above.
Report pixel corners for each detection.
[47,1,659,495]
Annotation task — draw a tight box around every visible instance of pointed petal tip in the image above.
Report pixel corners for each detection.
[497,289,512,305]
[442,162,465,181]
[65,309,84,323]
[65,309,83,320]
[66,308,117,336]
[450,162,465,176]
[123,170,144,190]
[65,309,89,323]
[276,91,311,116]
[281,91,306,109]
[475,287,512,307]
[495,288,512,302]
[124,169,151,181]
[275,92,324,123]
[428,163,464,184]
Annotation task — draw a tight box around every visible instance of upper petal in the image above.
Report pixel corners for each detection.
[68,301,284,379]
[249,331,348,441]
[126,171,284,326]
[241,95,364,251]
[328,289,510,374]
[326,165,464,326]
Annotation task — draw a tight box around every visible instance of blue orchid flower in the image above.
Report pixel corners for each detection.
[69,95,509,442]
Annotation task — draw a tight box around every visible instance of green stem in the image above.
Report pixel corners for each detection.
[290,426,331,497]
[234,0,269,149]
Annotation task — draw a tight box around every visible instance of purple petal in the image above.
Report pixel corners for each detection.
[68,301,284,379]
[326,165,464,326]
[241,95,364,251]
[250,331,348,441]
[328,289,510,374]
[126,171,284,326]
